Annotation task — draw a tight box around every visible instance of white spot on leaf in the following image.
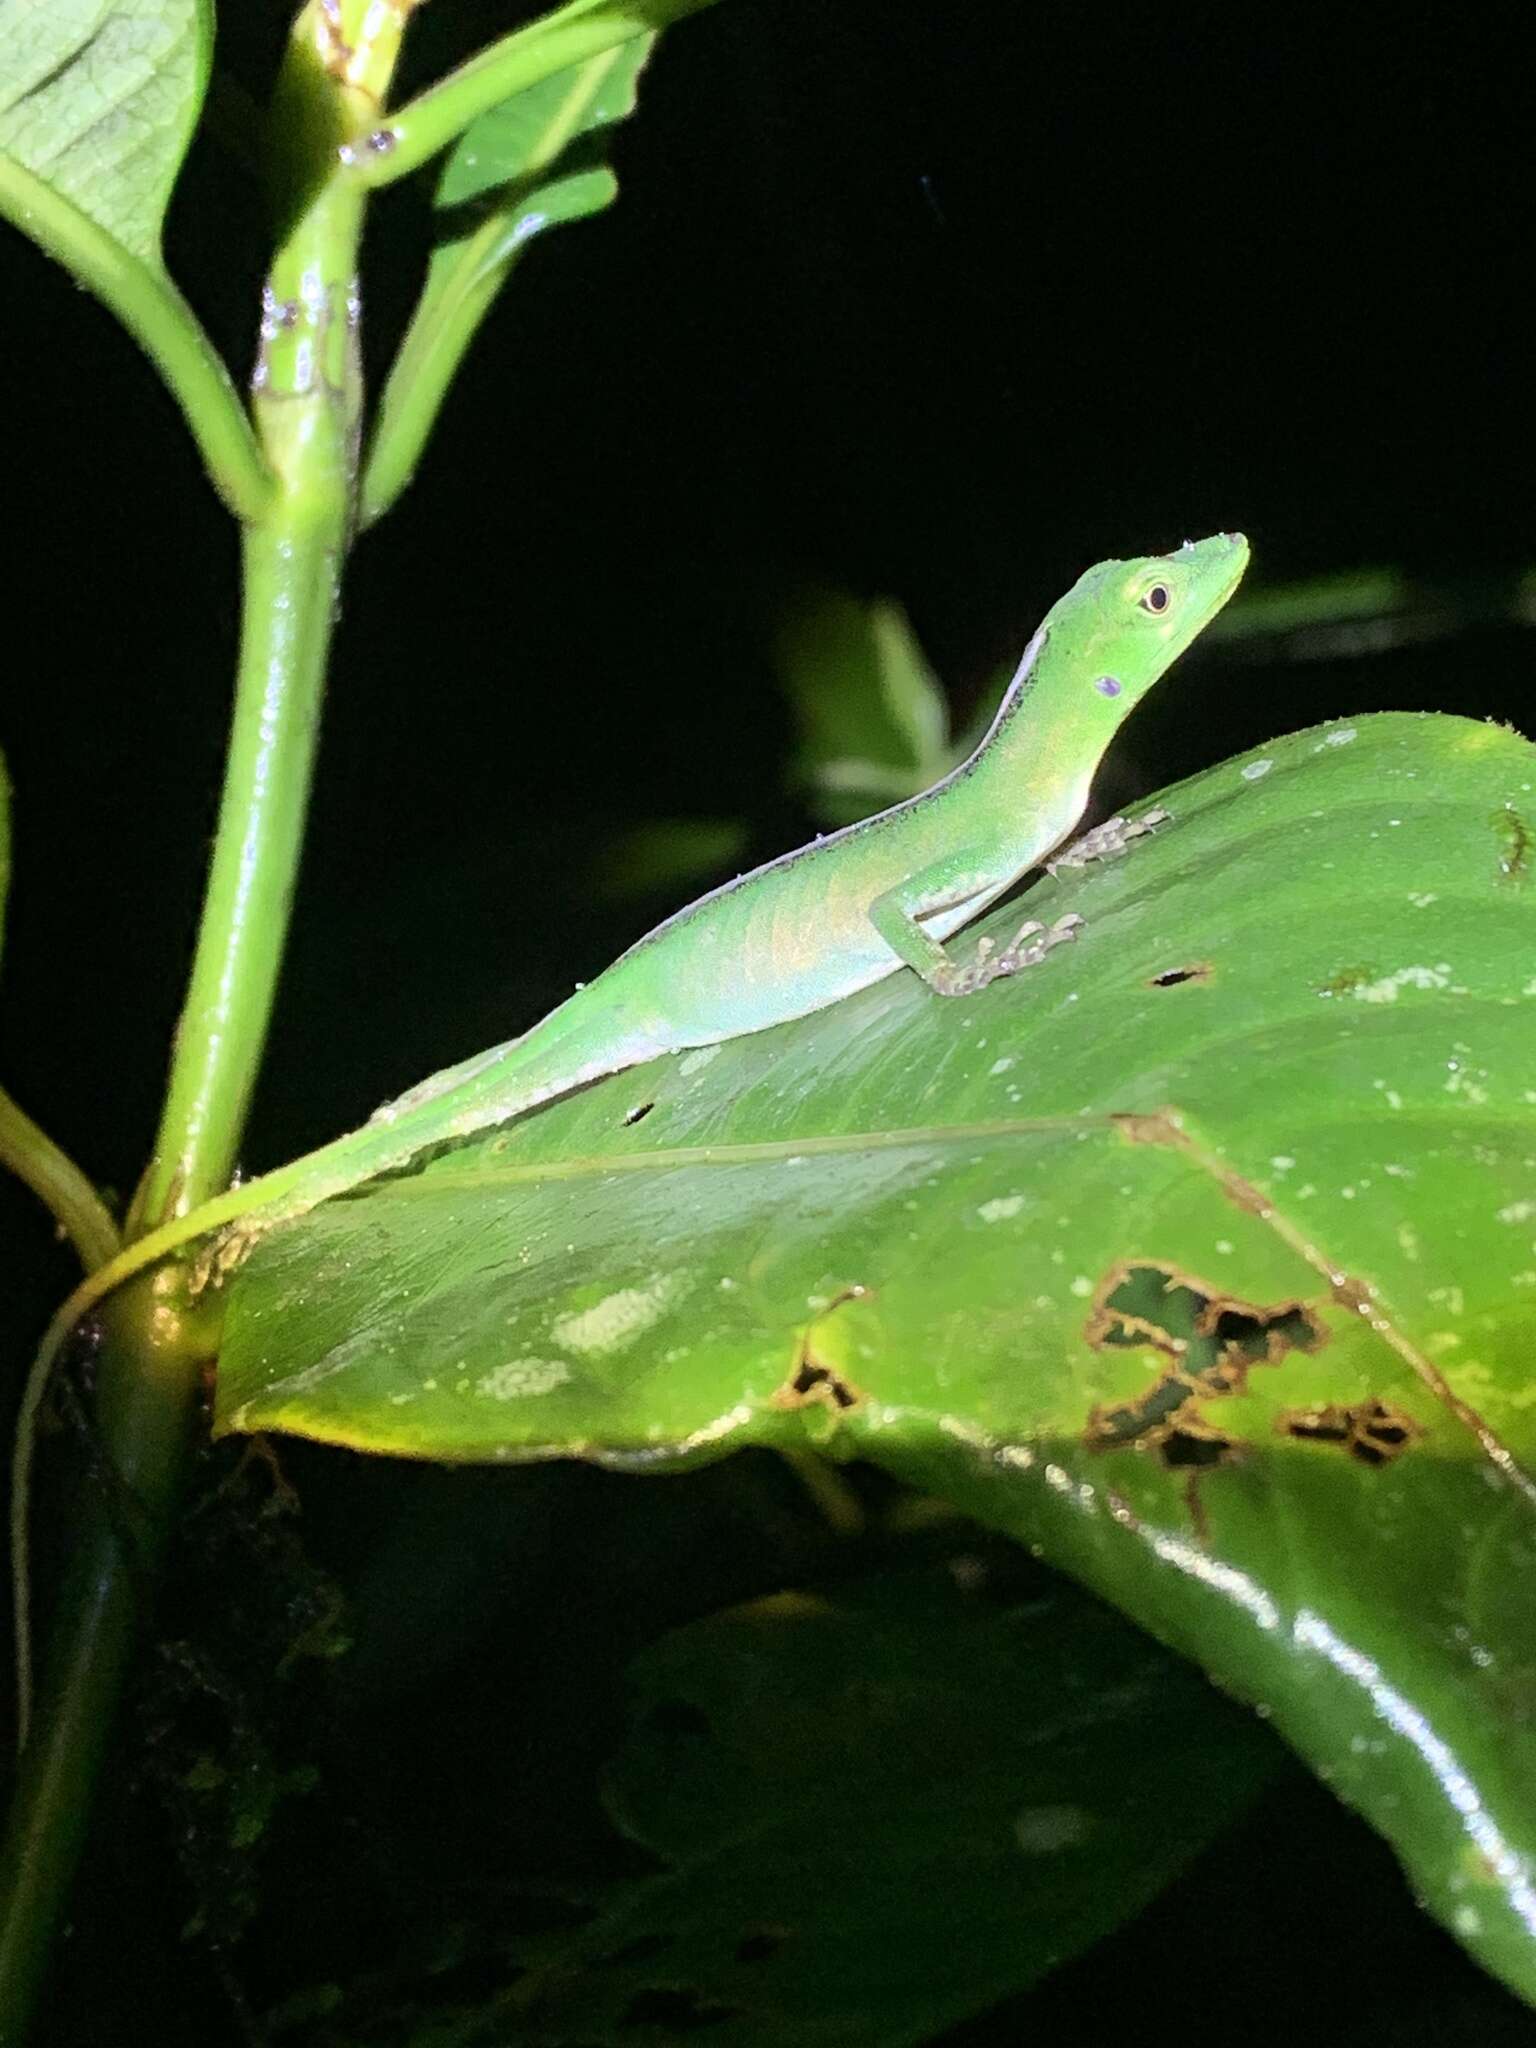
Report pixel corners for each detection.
[1349,964,1451,1004]
[551,1273,689,1356]
[477,1358,572,1400]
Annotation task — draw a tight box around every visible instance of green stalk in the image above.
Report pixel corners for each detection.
[0,1090,120,1276]
[0,7,406,2032]
[0,1276,210,2040]
[122,513,346,1236]
[0,155,272,526]
[126,1,371,1238]
[358,204,514,528]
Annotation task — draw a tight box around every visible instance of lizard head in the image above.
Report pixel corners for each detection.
[1050,531,1250,720]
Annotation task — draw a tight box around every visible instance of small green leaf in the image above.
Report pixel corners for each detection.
[216,712,1536,2002]
[362,35,656,522]
[0,0,212,266]
[1212,561,1536,661]
[434,31,651,216]
[776,588,955,824]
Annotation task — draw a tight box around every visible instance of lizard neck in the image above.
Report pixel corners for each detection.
[935,622,1096,852]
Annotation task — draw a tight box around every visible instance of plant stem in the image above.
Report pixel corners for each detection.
[0,154,273,526]
[0,1276,209,2044]
[127,0,381,1238]
[0,7,409,2032]
[122,514,345,1236]
[0,1090,120,1275]
[339,0,721,190]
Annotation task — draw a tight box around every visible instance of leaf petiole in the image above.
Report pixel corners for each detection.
[338,0,721,191]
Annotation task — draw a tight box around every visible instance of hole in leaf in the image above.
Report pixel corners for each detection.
[1148,961,1212,988]
[1160,1422,1238,1469]
[772,1358,862,1412]
[1200,1302,1325,1376]
[1280,1397,1422,1465]
[1084,1376,1194,1449]
[623,1101,656,1127]
[1087,1262,1326,1395]
[1084,1261,1328,1470]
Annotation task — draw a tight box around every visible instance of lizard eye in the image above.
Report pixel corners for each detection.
[1140,582,1172,615]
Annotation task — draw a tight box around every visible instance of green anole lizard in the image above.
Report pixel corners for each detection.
[11,531,1248,1740]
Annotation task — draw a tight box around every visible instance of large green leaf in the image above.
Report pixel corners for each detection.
[0,0,211,265]
[215,711,1536,2001]
[415,1557,1272,2044]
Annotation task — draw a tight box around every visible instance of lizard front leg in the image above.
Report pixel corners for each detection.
[867,859,1080,998]
[1046,806,1170,874]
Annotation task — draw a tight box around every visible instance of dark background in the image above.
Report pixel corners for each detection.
[0,1,1531,2039]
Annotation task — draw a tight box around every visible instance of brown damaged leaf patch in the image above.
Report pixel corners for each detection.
[1279,1397,1423,1466]
[771,1287,870,1414]
[1105,1108,1536,1508]
[1492,801,1531,881]
[771,1356,863,1412]
[1083,1259,1328,1471]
